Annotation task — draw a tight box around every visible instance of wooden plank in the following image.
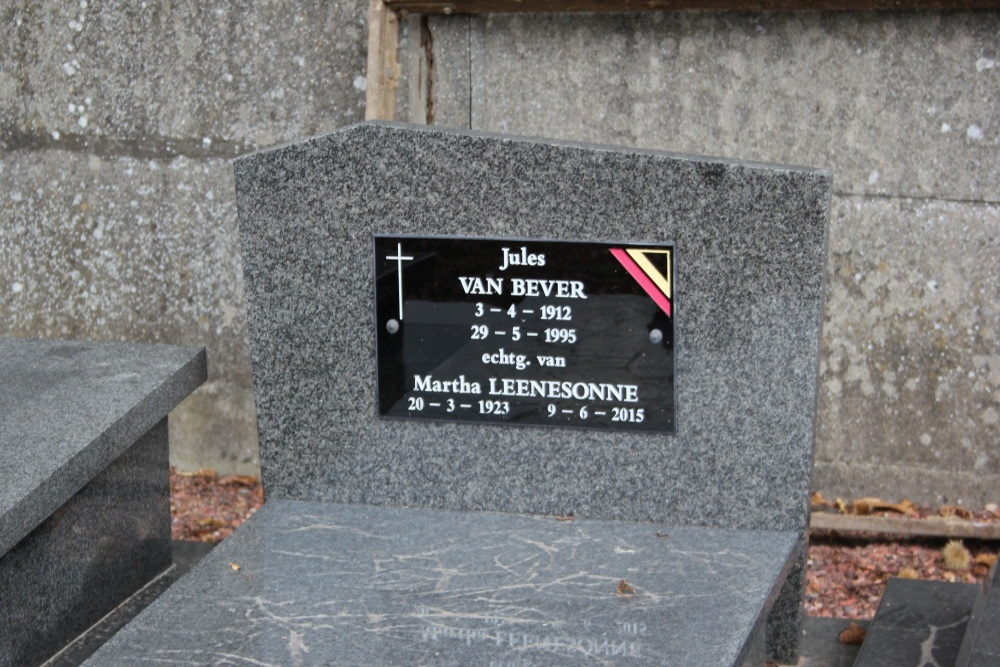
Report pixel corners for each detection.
[366,0,402,121]
[386,0,1000,13]
[810,511,1000,540]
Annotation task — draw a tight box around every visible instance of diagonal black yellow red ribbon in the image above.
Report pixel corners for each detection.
[609,248,673,317]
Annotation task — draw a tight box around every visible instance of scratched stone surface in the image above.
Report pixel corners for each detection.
[84,499,798,666]
[853,578,979,667]
[233,122,829,662]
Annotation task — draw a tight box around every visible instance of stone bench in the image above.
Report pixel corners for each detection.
[0,338,205,667]
[85,122,829,665]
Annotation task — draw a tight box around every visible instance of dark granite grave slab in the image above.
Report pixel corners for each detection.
[853,577,979,667]
[1,421,169,667]
[956,560,1000,666]
[46,541,216,667]
[0,338,206,666]
[234,122,830,662]
[84,500,798,666]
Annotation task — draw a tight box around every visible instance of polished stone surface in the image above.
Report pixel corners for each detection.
[85,499,798,666]
[854,578,979,667]
[0,337,206,555]
[0,421,170,667]
[234,122,829,661]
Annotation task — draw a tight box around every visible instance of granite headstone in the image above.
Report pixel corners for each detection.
[85,122,829,665]
[237,122,828,661]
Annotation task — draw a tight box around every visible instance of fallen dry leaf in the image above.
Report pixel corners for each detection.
[940,505,974,520]
[974,553,998,569]
[851,497,916,516]
[811,491,830,509]
[616,579,635,595]
[229,562,242,571]
[892,499,917,516]
[838,622,867,645]
[171,467,264,543]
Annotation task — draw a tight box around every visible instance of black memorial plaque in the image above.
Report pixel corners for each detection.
[374,236,675,433]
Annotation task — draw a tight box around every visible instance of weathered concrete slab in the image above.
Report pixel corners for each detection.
[434,12,1000,202]
[0,150,257,473]
[84,499,799,667]
[425,11,1000,507]
[814,196,1000,506]
[0,3,367,152]
[0,1,370,475]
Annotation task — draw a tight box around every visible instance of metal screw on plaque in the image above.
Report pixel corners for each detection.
[649,329,663,344]
[386,319,400,334]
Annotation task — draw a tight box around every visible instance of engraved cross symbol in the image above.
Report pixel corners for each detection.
[386,242,413,320]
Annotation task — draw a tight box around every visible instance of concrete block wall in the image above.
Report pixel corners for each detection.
[403,11,1000,506]
[1,2,369,473]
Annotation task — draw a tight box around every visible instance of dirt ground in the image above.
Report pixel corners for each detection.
[170,468,999,621]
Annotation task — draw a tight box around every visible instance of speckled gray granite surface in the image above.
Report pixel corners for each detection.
[235,122,829,532]
[0,338,206,555]
[234,122,829,661]
[84,499,798,666]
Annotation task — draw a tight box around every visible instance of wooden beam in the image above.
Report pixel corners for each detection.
[366,0,401,121]
[386,0,1000,13]
[810,512,1000,541]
